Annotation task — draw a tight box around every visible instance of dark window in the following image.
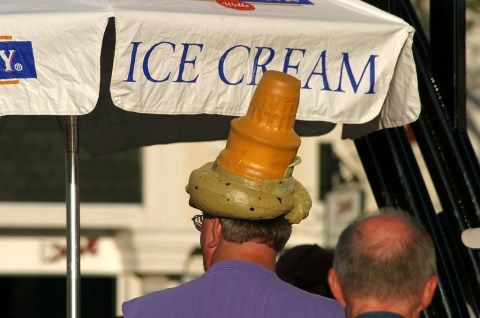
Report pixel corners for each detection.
[0,275,117,318]
[0,116,141,203]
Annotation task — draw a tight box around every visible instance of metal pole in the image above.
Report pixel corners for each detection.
[430,0,467,133]
[66,115,80,318]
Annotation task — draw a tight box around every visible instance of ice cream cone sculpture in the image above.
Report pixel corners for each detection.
[186,70,311,224]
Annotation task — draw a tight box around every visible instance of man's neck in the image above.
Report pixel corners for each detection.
[347,298,421,318]
[210,240,277,271]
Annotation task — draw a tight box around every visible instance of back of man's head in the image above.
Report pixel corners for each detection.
[332,208,436,302]
[220,216,292,252]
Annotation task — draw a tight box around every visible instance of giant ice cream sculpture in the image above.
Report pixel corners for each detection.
[186,70,311,224]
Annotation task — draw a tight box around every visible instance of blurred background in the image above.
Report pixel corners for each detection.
[0,1,479,317]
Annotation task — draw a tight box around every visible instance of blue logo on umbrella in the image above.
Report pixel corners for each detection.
[0,37,37,84]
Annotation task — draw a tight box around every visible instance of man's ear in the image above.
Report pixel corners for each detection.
[328,268,346,306]
[207,217,223,248]
[420,275,438,310]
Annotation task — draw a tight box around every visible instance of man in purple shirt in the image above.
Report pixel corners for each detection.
[122,71,346,318]
[122,215,345,318]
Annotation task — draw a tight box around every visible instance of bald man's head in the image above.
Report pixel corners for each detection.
[356,214,418,263]
[332,209,436,301]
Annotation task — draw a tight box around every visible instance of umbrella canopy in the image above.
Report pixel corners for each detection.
[1,0,420,131]
[0,0,108,115]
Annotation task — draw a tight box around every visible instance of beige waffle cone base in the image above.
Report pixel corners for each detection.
[186,162,311,223]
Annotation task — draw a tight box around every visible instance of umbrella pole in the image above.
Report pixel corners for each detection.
[66,115,80,318]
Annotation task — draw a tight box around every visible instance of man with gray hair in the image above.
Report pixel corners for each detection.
[328,209,438,318]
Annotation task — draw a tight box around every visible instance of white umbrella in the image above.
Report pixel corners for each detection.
[0,0,420,317]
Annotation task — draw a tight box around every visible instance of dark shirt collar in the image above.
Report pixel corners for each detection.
[356,312,404,318]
